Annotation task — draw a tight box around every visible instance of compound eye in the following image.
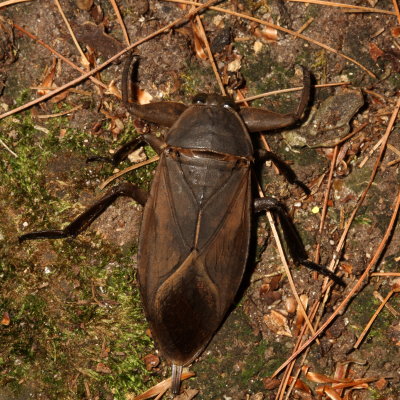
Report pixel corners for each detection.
[222,96,235,109]
[192,93,208,104]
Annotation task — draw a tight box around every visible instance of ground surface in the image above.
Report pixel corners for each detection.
[0,0,399,399]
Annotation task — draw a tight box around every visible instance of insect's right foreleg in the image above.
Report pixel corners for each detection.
[19,182,148,243]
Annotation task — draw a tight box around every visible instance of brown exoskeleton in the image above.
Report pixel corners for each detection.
[20,55,343,395]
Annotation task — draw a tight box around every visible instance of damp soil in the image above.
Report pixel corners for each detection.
[0,1,399,399]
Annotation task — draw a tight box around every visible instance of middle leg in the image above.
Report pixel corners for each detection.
[19,182,148,243]
[254,197,344,286]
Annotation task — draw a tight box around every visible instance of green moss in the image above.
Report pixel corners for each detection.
[191,307,287,396]
[304,4,320,19]
[181,61,214,97]
[0,108,156,398]
[348,286,397,344]
[353,215,373,225]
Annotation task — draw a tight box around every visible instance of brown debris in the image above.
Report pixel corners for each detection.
[143,353,160,371]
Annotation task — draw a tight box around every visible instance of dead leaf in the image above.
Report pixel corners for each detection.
[143,354,160,371]
[316,386,343,400]
[191,19,207,60]
[263,310,292,337]
[136,87,153,105]
[59,128,67,139]
[76,0,93,11]
[37,58,57,96]
[1,311,10,326]
[287,376,311,393]
[373,377,387,390]
[95,362,111,374]
[106,79,121,98]
[391,26,400,38]
[254,27,278,42]
[306,370,348,384]
[128,147,147,163]
[340,263,353,274]
[368,42,384,62]
[50,90,70,104]
[227,57,241,72]
[295,294,308,333]
[263,377,280,390]
[175,3,187,10]
[391,278,400,291]
[285,296,296,314]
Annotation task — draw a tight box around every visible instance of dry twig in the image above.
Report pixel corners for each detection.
[0,138,18,158]
[54,0,90,68]
[354,288,399,348]
[99,156,159,190]
[392,0,400,24]
[0,0,32,8]
[236,82,349,104]
[192,13,226,95]
[286,0,396,15]
[109,0,130,46]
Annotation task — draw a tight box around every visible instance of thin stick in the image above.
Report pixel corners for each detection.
[194,13,226,95]
[99,156,159,190]
[333,122,368,147]
[296,17,314,35]
[0,0,32,8]
[36,105,83,119]
[0,0,220,121]
[359,135,384,168]
[354,289,399,348]
[387,143,400,157]
[286,0,396,15]
[54,0,90,68]
[327,96,400,277]
[392,0,400,24]
[371,272,400,277]
[314,145,338,264]
[373,290,399,317]
[0,138,18,157]
[236,82,349,104]
[277,276,323,399]
[387,158,400,167]
[109,0,130,46]
[162,0,376,78]
[266,211,318,338]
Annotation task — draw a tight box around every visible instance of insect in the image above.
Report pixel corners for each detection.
[20,55,343,395]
